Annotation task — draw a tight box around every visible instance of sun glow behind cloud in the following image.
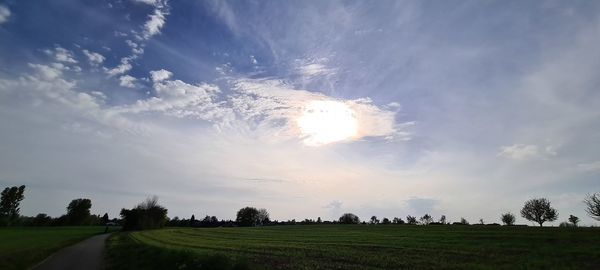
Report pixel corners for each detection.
[298,100,358,146]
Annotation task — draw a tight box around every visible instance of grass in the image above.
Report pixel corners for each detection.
[112,225,600,270]
[0,226,112,270]
[105,232,251,270]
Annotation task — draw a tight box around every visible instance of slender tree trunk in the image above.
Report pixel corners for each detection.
[539,222,543,227]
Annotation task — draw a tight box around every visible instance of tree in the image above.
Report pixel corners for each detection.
[370,216,379,224]
[520,198,558,227]
[317,217,322,223]
[460,217,469,225]
[478,218,485,225]
[120,196,168,231]
[568,215,579,226]
[406,215,417,225]
[584,193,600,221]
[102,213,109,224]
[381,217,391,224]
[392,217,404,224]
[236,207,260,227]
[0,185,26,226]
[338,213,360,224]
[420,214,433,225]
[32,213,53,226]
[190,214,196,227]
[439,215,447,225]
[66,198,92,225]
[501,212,515,225]
[257,208,270,225]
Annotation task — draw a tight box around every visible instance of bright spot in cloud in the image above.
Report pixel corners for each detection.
[298,100,358,146]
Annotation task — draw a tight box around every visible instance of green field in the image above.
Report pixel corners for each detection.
[107,225,600,269]
[0,226,109,270]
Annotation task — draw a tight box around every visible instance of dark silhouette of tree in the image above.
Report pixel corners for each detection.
[338,213,360,224]
[102,213,109,224]
[501,212,515,225]
[0,185,26,226]
[568,215,579,226]
[460,217,469,225]
[439,215,446,225]
[370,216,379,224]
[66,198,92,225]
[190,214,196,227]
[584,193,600,221]
[520,198,558,227]
[392,217,404,224]
[478,218,485,225]
[406,215,417,225]
[381,217,391,224]
[120,196,168,231]
[32,213,52,226]
[317,217,322,223]
[420,214,433,225]
[236,207,261,227]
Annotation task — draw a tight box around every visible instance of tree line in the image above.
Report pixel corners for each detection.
[2,185,600,230]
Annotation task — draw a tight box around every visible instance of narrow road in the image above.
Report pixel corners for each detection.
[33,233,111,270]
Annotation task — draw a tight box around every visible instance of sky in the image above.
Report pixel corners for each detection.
[1,0,599,226]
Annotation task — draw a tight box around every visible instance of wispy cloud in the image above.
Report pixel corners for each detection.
[0,5,10,24]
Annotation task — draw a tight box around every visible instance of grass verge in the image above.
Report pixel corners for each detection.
[0,226,112,270]
[105,232,252,270]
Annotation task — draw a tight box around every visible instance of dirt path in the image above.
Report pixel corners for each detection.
[33,233,111,270]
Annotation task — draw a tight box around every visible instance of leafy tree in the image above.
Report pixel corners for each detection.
[406,215,417,225]
[584,193,600,221]
[190,214,196,227]
[392,217,404,224]
[102,213,109,224]
[32,213,53,226]
[0,185,26,226]
[420,214,433,225]
[66,198,92,225]
[381,217,391,224]
[120,196,168,231]
[568,215,579,226]
[439,215,447,225]
[501,212,516,225]
[520,198,558,227]
[460,217,469,225]
[338,213,360,224]
[478,218,485,225]
[370,215,380,224]
[317,217,322,223]
[236,207,260,227]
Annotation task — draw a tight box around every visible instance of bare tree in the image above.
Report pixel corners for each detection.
[501,212,515,225]
[459,217,469,225]
[520,198,558,227]
[420,214,433,225]
[439,215,447,225]
[406,215,417,225]
[584,193,600,221]
[257,208,270,225]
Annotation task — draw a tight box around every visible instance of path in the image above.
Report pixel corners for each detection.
[33,233,111,270]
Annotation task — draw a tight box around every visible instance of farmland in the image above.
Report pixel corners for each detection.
[0,226,109,270]
[107,225,600,269]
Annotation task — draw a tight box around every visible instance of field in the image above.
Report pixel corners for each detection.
[108,225,600,269]
[0,226,109,270]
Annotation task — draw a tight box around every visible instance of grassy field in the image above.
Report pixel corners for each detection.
[0,226,110,270]
[111,225,600,269]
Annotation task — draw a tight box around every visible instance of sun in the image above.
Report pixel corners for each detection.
[297,100,358,146]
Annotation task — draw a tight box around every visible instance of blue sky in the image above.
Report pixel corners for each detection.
[1,0,599,225]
